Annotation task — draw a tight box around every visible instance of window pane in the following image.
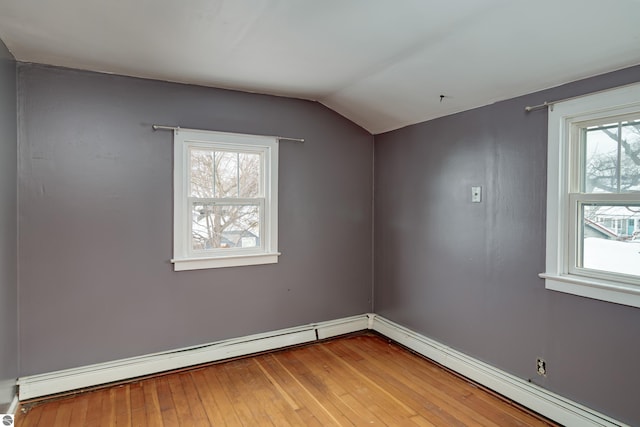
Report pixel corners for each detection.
[584,120,640,193]
[191,203,261,250]
[238,153,261,197]
[189,149,214,197]
[584,124,619,193]
[580,204,640,277]
[190,149,262,198]
[215,151,239,198]
[620,121,640,192]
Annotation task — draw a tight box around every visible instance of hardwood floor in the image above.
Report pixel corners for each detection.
[15,333,557,426]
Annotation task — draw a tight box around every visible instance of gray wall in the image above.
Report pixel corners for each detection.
[374,65,640,425]
[17,64,373,376]
[0,39,17,410]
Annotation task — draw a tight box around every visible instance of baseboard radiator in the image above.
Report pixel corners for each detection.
[16,313,626,426]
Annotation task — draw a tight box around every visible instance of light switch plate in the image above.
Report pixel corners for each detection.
[471,186,482,203]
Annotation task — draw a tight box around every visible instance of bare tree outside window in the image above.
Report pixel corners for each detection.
[584,120,640,194]
[189,148,262,251]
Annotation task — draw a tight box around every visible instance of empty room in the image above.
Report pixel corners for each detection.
[1,1,640,426]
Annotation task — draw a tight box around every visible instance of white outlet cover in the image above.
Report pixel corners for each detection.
[471,186,482,203]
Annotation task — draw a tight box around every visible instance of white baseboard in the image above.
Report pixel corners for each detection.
[17,314,370,400]
[15,312,627,426]
[370,314,626,427]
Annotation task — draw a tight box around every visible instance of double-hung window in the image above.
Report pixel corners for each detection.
[172,129,279,271]
[542,83,640,308]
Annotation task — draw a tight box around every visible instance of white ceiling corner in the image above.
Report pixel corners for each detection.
[1,0,639,134]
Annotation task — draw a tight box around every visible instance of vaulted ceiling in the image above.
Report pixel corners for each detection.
[1,0,639,134]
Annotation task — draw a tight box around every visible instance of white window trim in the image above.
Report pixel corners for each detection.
[172,129,279,271]
[542,82,640,308]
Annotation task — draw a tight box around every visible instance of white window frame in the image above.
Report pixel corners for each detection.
[172,129,279,271]
[541,82,640,308]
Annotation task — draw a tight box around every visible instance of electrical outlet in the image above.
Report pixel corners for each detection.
[471,186,482,203]
[536,358,546,376]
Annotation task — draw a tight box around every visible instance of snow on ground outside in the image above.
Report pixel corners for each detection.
[584,237,640,276]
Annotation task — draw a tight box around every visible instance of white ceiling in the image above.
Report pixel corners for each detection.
[1,0,639,134]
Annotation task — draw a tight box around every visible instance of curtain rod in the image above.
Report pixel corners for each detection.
[524,82,640,113]
[524,101,553,113]
[152,124,304,143]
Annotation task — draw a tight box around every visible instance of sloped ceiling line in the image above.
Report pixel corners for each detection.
[0,0,639,134]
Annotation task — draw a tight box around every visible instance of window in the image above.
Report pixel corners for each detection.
[542,83,640,308]
[172,129,279,271]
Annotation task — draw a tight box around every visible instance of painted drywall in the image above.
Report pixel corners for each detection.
[17,64,373,376]
[374,65,640,425]
[0,39,17,410]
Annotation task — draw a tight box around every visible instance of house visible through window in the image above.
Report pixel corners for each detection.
[172,129,279,271]
[542,82,640,308]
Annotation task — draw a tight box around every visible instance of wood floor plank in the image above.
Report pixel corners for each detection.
[363,337,551,426]
[212,362,253,425]
[239,359,298,426]
[166,373,197,426]
[410,414,440,427]
[32,401,58,427]
[253,358,299,411]
[284,346,376,425]
[14,333,559,427]
[251,359,303,425]
[352,336,552,426]
[142,382,163,427]
[156,377,179,426]
[347,337,521,426]
[200,365,246,426]
[330,338,497,426]
[114,385,132,427]
[67,393,90,426]
[97,388,115,427]
[292,345,394,425]
[83,389,105,427]
[176,372,211,426]
[189,369,228,426]
[316,342,423,426]
[220,361,275,426]
[51,399,73,426]
[260,354,339,427]
[275,350,354,425]
[251,360,325,427]
[318,344,418,416]
[129,383,147,427]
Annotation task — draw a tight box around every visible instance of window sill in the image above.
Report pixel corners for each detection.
[540,273,640,309]
[172,252,280,271]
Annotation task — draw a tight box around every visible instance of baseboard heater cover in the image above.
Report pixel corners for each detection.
[17,314,370,401]
[17,313,627,426]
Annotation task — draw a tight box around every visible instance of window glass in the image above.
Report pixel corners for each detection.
[583,120,640,193]
[190,149,214,198]
[191,203,261,251]
[238,153,261,198]
[580,203,640,277]
[620,121,640,193]
[215,151,240,198]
